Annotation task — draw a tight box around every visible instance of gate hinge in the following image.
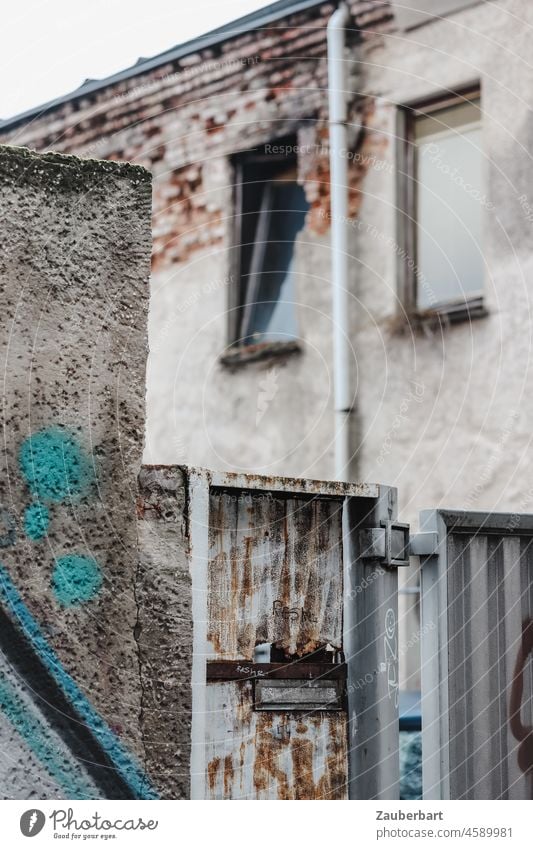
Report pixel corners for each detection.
[358,521,410,567]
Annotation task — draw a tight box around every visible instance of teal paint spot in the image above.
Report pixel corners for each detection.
[24,502,50,540]
[52,555,102,607]
[0,674,98,799]
[0,564,157,798]
[19,427,95,502]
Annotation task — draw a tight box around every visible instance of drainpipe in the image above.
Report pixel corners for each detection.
[328,2,353,481]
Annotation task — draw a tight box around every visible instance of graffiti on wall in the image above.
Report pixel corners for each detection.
[1,426,103,607]
[0,426,156,799]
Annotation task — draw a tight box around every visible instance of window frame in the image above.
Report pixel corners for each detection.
[396,84,486,323]
[227,138,306,357]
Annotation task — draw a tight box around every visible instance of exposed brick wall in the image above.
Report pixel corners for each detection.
[0,2,393,271]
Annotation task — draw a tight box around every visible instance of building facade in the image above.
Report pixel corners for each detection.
[2,0,532,691]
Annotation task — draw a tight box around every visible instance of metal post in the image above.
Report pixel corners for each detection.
[343,487,400,799]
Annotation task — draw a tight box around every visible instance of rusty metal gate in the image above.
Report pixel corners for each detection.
[188,470,408,800]
[418,509,533,800]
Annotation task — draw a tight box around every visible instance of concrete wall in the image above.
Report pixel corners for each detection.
[0,145,154,797]
[136,465,192,799]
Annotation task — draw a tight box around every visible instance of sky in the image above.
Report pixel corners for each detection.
[0,0,270,119]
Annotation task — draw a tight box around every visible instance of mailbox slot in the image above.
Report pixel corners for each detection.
[254,678,343,711]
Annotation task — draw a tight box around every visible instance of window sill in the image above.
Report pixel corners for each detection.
[219,339,302,369]
[390,296,487,335]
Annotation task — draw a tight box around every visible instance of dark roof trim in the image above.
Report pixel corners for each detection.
[0,0,336,132]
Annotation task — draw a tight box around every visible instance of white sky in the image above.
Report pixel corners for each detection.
[0,0,270,119]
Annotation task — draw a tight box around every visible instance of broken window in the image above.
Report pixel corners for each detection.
[229,139,309,347]
[398,90,485,318]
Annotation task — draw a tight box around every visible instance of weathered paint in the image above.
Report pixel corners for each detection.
[205,680,347,799]
[52,555,103,607]
[207,489,344,660]
[19,428,95,502]
[0,564,157,799]
[23,502,50,541]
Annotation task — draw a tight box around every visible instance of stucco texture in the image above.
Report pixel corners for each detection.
[0,145,152,794]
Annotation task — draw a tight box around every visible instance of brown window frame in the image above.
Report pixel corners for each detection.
[396,84,486,323]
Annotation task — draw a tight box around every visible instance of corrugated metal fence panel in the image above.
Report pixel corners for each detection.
[420,510,533,800]
[207,490,344,660]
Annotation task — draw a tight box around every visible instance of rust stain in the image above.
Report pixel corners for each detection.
[223,755,234,798]
[207,756,221,794]
[207,490,343,659]
[291,736,315,800]
[235,681,251,724]
[317,715,348,800]
[253,713,290,800]
[241,536,254,601]
[206,682,347,799]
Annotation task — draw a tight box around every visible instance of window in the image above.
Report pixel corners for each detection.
[398,90,485,318]
[229,139,309,350]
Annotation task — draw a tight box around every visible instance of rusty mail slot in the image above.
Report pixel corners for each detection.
[254,679,343,711]
[206,661,346,712]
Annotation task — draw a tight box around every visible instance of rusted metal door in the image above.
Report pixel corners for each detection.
[419,509,533,800]
[188,470,405,800]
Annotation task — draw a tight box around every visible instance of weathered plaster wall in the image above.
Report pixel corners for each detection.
[353,0,533,525]
[0,145,154,796]
[348,0,533,687]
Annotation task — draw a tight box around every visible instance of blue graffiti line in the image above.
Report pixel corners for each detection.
[0,565,157,800]
[0,672,98,799]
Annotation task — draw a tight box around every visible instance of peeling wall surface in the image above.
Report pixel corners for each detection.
[0,145,154,798]
[204,485,348,800]
[205,681,347,800]
[352,0,533,523]
[207,490,343,659]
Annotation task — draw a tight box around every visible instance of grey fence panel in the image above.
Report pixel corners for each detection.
[420,509,533,800]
